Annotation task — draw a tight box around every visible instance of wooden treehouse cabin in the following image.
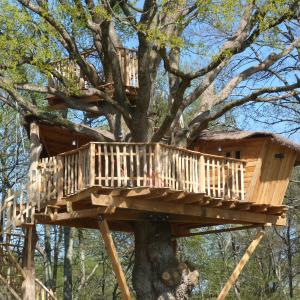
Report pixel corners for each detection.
[47,47,138,111]
[1,121,299,300]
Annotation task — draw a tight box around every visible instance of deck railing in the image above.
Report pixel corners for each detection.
[48,47,138,93]
[33,142,246,207]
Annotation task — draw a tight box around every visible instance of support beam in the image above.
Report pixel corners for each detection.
[174,224,262,238]
[98,217,131,300]
[217,230,265,300]
[29,121,42,209]
[22,225,38,300]
[91,194,286,226]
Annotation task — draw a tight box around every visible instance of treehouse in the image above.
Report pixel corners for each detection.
[47,47,138,110]
[7,120,298,233]
[1,120,299,300]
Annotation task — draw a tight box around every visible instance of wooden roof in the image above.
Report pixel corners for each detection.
[38,123,93,157]
[24,115,114,157]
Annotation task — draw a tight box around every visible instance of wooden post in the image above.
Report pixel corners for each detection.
[98,217,131,300]
[29,122,42,208]
[217,230,265,300]
[154,144,161,187]
[22,225,38,300]
[199,155,205,193]
[89,143,96,187]
[57,156,64,201]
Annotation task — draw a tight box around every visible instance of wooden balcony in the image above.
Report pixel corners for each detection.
[24,142,287,231]
[34,142,246,202]
[47,48,138,110]
[0,141,287,240]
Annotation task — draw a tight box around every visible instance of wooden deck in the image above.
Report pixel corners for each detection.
[34,142,247,203]
[0,142,288,238]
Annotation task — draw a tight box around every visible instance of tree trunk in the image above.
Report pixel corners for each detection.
[22,226,38,300]
[44,225,54,290]
[63,227,73,300]
[132,221,199,300]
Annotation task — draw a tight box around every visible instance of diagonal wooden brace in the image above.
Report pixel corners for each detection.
[98,216,131,300]
[217,229,265,300]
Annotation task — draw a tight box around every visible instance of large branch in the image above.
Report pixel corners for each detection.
[188,82,300,140]
[15,83,132,121]
[210,36,300,108]
[0,78,114,142]
[159,1,298,80]
[18,0,100,87]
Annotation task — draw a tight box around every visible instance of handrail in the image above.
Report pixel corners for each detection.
[48,47,139,91]
[58,142,247,163]
[34,142,246,204]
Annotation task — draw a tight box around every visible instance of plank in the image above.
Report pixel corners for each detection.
[91,194,286,226]
[98,219,132,300]
[217,230,265,300]
[175,224,261,238]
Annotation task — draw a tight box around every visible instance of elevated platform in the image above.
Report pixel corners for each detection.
[47,47,138,111]
[25,142,287,235]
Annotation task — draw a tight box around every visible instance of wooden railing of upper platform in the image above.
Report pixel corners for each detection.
[48,47,138,92]
[32,142,246,207]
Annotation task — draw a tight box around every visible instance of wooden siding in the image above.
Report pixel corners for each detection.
[193,138,297,206]
[252,141,296,205]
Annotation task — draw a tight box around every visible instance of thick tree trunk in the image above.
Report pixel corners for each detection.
[133,221,199,300]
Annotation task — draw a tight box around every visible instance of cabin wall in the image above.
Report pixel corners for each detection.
[250,141,296,206]
[192,138,296,206]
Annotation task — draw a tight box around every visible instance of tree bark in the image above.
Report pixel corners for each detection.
[133,221,199,300]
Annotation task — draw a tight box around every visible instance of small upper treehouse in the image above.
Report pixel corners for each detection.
[47,47,138,111]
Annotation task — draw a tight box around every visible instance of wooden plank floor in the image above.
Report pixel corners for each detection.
[34,186,287,233]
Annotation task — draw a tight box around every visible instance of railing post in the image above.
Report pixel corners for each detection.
[199,155,206,193]
[89,143,96,187]
[154,144,161,187]
[57,155,64,201]
[240,162,245,201]
[78,150,83,190]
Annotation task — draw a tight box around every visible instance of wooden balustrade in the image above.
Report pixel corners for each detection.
[35,157,59,207]
[61,145,90,195]
[0,187,35,242]
[33,142,246,202]
[48,47,139,93]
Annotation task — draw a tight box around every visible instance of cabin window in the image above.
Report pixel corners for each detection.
[275,153,284,159]
[226,152,231,157]
[235,151,241,159]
